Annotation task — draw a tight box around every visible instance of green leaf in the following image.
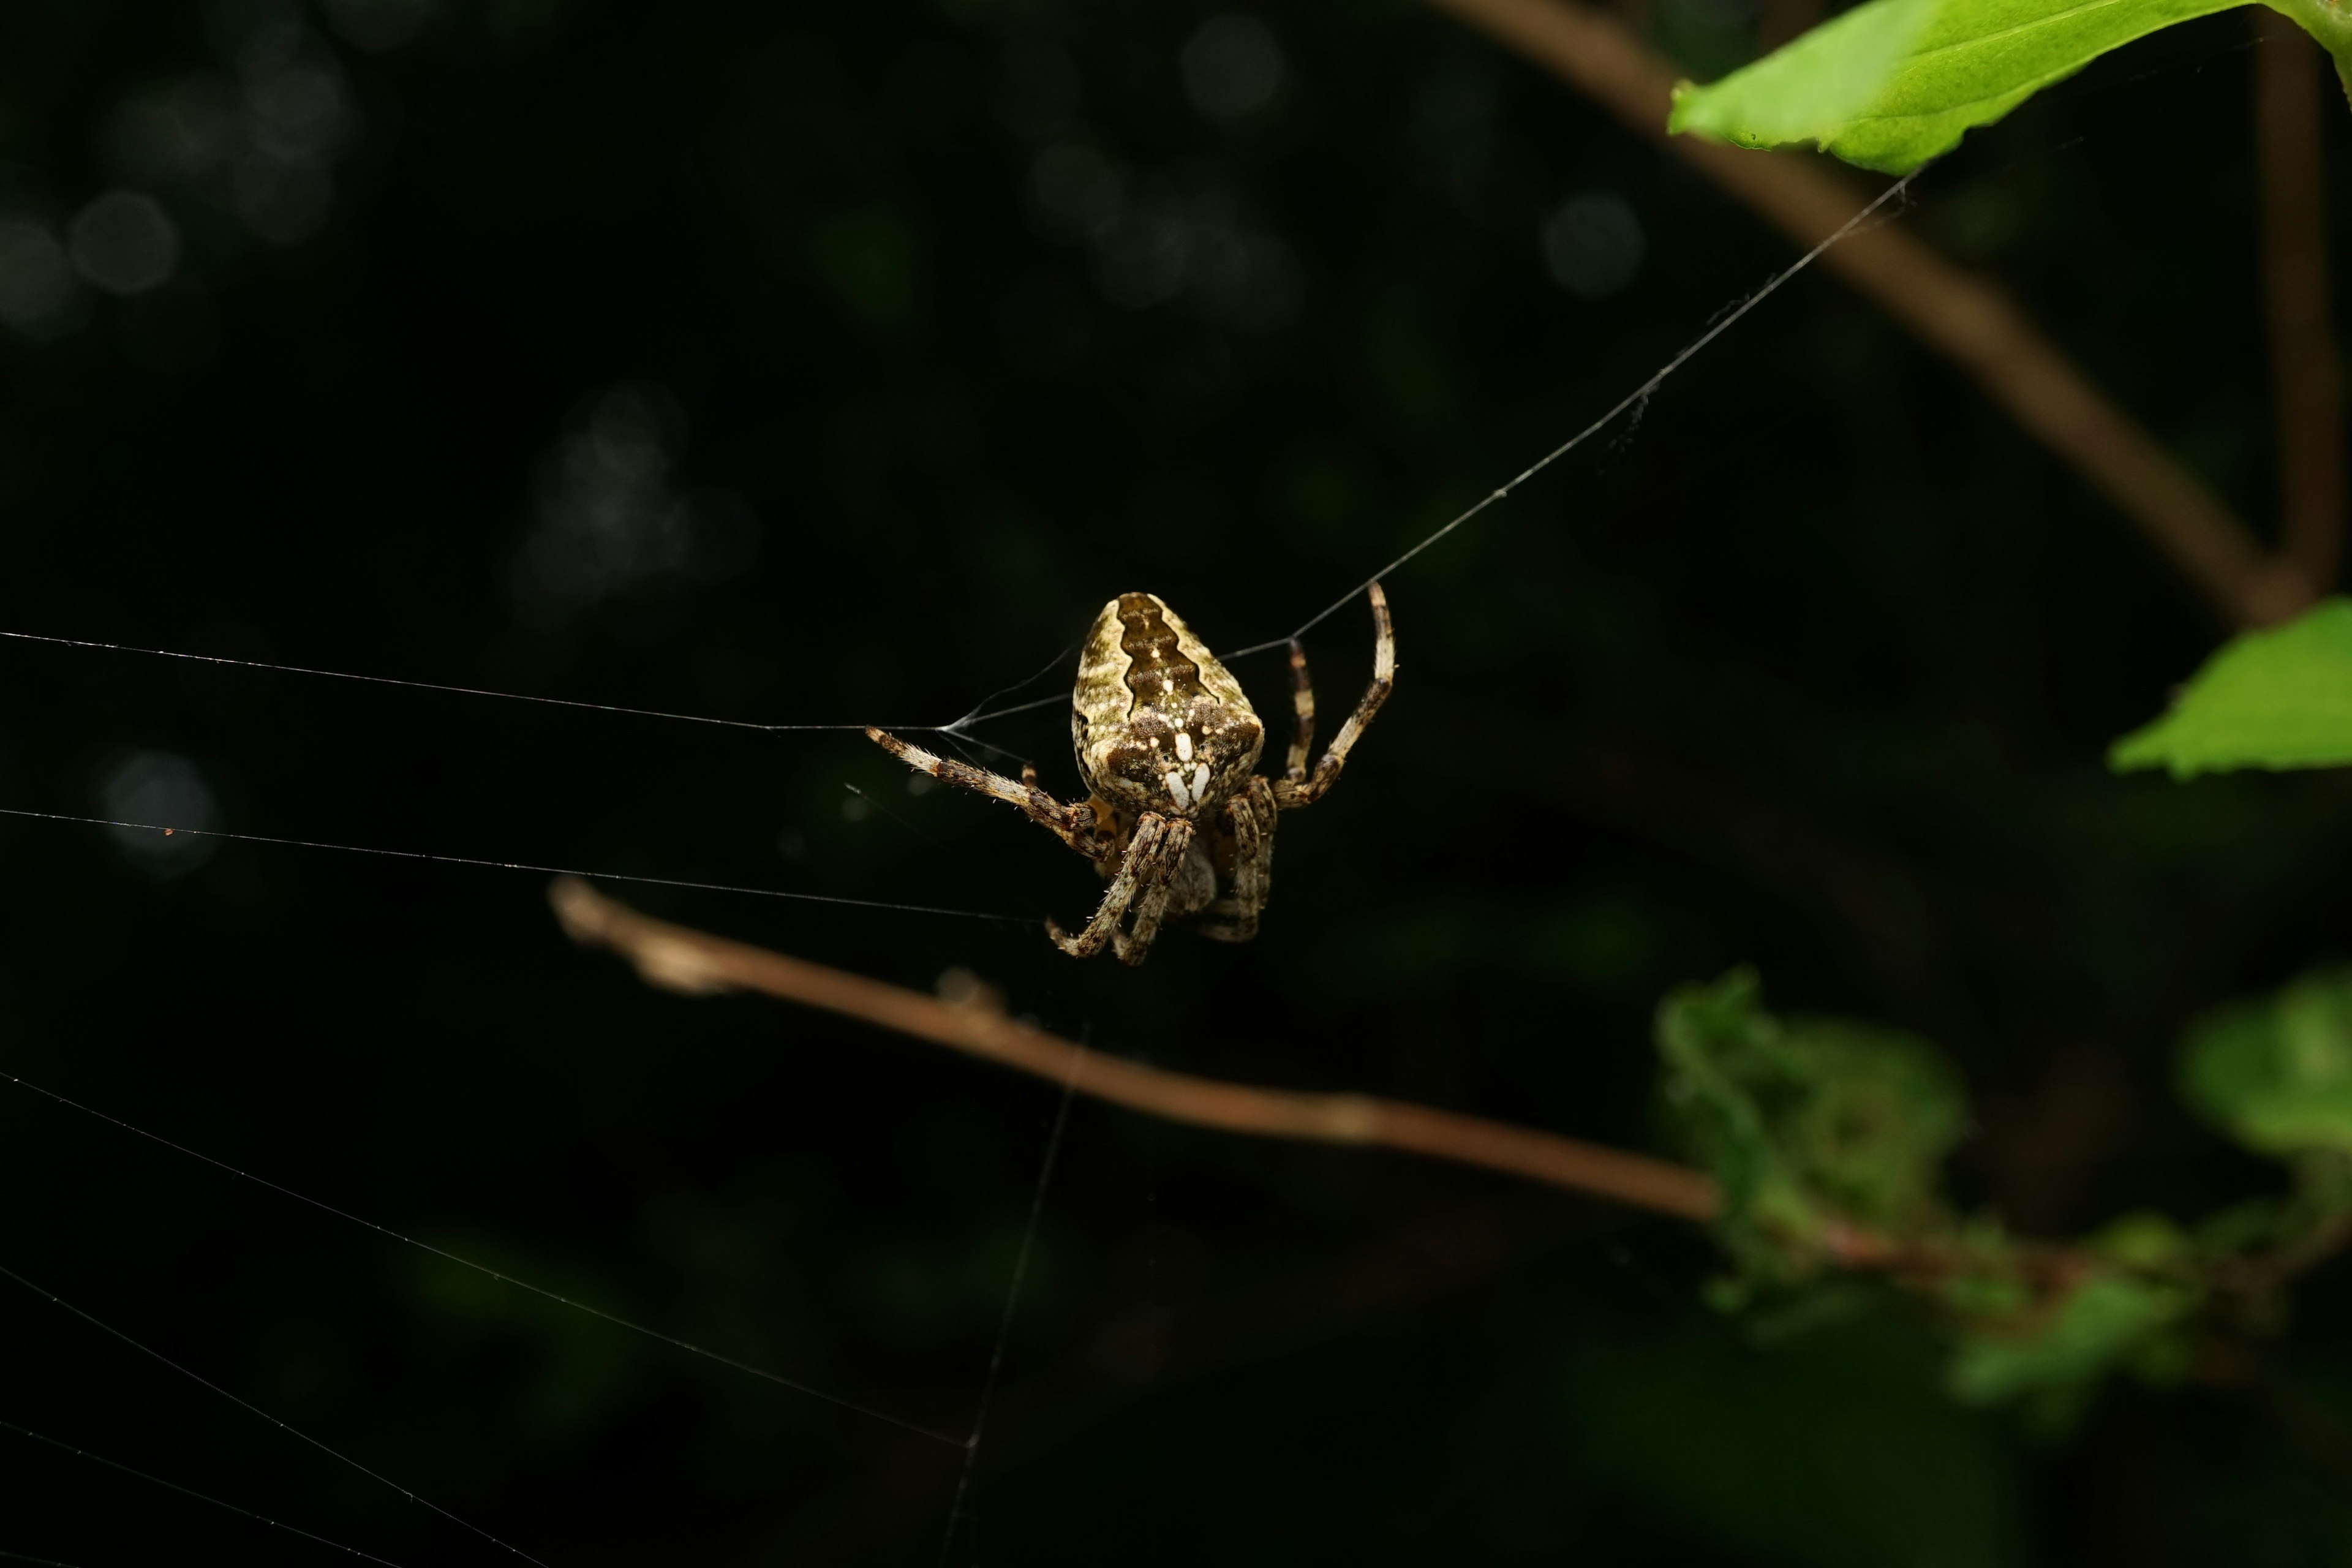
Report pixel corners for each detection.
[1668,0,2262,174]
[1657,970,1968,1277]
[2112,598,2352,778]
[1947,1273,2195,1420]
[2180,966,2352,1157]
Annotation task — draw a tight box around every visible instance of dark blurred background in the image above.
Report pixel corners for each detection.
[3,0,2350,1562]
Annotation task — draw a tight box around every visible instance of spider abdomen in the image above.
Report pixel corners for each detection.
[1072,593,1264,819]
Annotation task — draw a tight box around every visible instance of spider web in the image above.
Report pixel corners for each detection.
[0,172,1911,1562]
[0,20,2252,1551]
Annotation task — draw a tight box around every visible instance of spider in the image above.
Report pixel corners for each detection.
[866,584,1394,965]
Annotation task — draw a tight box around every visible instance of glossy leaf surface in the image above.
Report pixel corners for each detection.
[1670,0,2302,173]
[2112,598,2352,778]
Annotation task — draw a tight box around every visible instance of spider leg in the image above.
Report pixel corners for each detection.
[1272,581,1393,810]
[865,728,1110,861]
[1049,813,1193,962]
[1195,778,1275,943]
[1284,639,1316,785]
[1111,869,1183,965]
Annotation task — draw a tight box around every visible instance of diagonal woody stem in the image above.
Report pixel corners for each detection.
[1423,0,2311,627]
[2254,9,2346,594]
[548,878,1722,1222]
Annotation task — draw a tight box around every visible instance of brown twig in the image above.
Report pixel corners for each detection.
[1422,0,2311,627]
[549,877,2352,1354]
[2255,10,2346,594]
[547,876,1722,1222]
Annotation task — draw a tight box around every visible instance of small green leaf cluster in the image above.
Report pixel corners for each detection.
[2172,970,2352,1308]
[1656,970,2352,1424]
[1657,968,1965,1284]
[1940,1223,2201,1431]
[2181,965,2352,1154]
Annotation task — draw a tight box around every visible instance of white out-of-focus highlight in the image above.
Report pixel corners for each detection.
[1542,192,1646,301]
[1181,15,1285,121]
[100,751,220,877]
[68,192,179,295]
[512,382,764,615]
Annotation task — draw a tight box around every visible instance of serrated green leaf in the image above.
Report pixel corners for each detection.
[1669,0,2269,175]
[2112,598,2352,778]
[1657,970,1967,1277]
[2180,966,2352,1156]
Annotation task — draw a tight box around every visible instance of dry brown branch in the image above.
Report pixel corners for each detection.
[548,876,1722,1223]
[549,879,2352,1334]
[1423,0,2312,627]
[2255,10,2346,593]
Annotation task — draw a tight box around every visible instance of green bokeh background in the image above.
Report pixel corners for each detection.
[2,0,2350,1562]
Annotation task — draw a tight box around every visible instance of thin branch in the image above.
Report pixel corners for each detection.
[550,878,2352,1343]
[1423,0,2312,627]
[2255,9,2346,594]
[547,877,1722,1223]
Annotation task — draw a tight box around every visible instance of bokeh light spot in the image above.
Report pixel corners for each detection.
[98,751,220,878]
[67,192,179,296]
[1542,190,1646,301]
[511,384,764,616]
[1181,15,1286,122]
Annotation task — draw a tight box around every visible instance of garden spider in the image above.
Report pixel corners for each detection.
[867,584,1395,965]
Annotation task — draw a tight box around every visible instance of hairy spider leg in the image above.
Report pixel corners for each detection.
[1273,581,1394,812]
[864,729,1112,861]
[1112,859,1183,963]
[1284,639,1315,785]
[1049,813,1194,962]
[1195,777,1276,943]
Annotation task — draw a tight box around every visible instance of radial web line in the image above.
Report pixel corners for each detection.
[0,1549,83,1567]
[0,807,1036,924]
[0,630,1066,742]
[940,1051,1084,1567]
[1218,168,1927,660]
[0,630,945,734]
[1,1416,409,1567]
[0,1072,968,1450]
[0,1261,553,1568]
[939,640,1080,734]
[951,690,1067,728]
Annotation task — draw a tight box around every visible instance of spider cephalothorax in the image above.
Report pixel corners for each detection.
[867,584,1394,965]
